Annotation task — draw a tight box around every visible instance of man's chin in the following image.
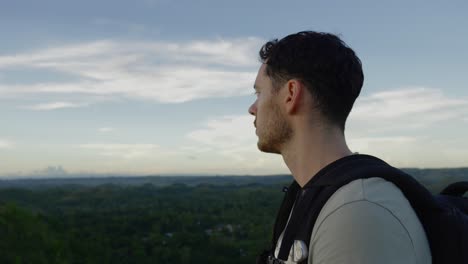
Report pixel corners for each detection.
[257,141,281,154]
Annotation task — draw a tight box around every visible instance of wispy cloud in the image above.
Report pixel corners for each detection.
[186,87,468,155]
[345,87,468,167]
[184,115,289,174]
[348,135,468,168]
[350,87,468,131]
[0,139,13,149]
[98,127,115,133]
[187,115,255,149]
[0,38,262,104]
[78,143,159,159]
[184,87,468,170]
[349,136,417,150]
[22,101,86,111]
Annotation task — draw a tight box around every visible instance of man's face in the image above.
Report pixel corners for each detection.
[248,64,292,154]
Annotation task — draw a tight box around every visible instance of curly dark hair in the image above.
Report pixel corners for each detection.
[259,31,364,131]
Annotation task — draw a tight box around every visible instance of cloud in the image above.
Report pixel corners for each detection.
[184,87,468,170]
[349,136,417,152]
[22,101,86,110]
[0,139,13,149]
[98,127,115,133]
[348,135,468,168]
[184,115,290,174]
[187,115,255,149]
[350,87,468,131]
[78,143,159,159]
[187,115,271,164]
[344,87,468,167]
[0,38,262,104]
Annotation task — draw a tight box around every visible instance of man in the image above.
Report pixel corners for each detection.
[249,31,431,263]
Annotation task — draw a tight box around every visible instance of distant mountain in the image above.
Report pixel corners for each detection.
[0,175,292,190]
[0,168,467,193]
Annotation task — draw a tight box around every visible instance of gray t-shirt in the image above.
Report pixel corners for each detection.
[274,177,432,264]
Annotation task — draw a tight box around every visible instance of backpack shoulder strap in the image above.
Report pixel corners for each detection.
[271,181,300,251]
[277,154,436,262]
[441,181,468,197]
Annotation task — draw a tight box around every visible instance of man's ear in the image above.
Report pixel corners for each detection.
[283,79,304,114]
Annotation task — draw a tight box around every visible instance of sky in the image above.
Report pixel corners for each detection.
[1,0,468,177]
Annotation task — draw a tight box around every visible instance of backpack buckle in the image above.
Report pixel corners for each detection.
[292,240,308,262]
[267,255,285,264]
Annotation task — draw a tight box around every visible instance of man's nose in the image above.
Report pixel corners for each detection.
[248,102,256,116]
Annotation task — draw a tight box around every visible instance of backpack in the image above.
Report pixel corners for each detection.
[257,154,468,264]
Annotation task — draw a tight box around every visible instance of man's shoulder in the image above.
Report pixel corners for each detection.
[313,177,421,236]
[309,177,432,264]
[317,177,409,215]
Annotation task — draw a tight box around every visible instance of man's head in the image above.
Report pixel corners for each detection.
[258,31,363,129]
[249,31,363,153]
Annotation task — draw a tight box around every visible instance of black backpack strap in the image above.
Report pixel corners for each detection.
[257,181,301,263]
[276,186,322,260]
[272,154,468,264]
[277,154,437,262]
[263,181,299,258]
[441,182,468,197]
[439,182,468,215]
[335,158,468,264]
[272,181,300,247]
[309,155,436,209]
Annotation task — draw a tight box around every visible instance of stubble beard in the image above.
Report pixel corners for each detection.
[257,107,293,154]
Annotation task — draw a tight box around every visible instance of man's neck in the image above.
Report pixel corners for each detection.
[281,127,353,187]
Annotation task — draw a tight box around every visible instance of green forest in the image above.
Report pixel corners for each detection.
[0,183,284,264]
[0,170,467,264]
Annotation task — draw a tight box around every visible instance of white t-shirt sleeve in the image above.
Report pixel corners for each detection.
[308,177,431,264]
[309,200,417,264]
